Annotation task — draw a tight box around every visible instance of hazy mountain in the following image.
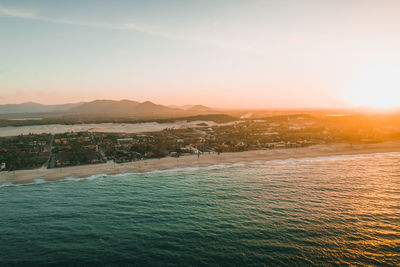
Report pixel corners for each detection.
[134,101,179,114]
[69,99,140,114]
[68,100,184,117]
[168,104,215,111]
[186,105,215,112]
[0,100,217,118]
[0,102,82,114]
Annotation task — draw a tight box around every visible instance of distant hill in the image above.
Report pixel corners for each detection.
[68,99,140,114]
[0,102,81,114]
[186,105,215,112]
[69,100,183,117]
[0,99,218,119]
[178,104,215,111]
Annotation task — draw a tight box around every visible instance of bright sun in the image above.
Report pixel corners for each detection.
[346,63,400,109]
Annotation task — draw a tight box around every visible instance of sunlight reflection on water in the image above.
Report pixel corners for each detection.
[0,153,399,265]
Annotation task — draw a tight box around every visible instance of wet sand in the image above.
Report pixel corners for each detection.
[2,141,400,185]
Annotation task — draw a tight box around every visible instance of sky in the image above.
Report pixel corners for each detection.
[1,0,400,108]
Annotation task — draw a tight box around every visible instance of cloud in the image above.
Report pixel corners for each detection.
[0,7,204,44]
[0,6,225,48]
[123,23,260,53]
[0,7,37,19]
[0,6,261,54]
[0,6,114,28]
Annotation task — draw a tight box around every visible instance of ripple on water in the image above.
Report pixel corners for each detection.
[0,152,399,265]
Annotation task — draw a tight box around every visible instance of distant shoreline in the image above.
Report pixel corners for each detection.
[2,141,400,185]
[0,120,240,137]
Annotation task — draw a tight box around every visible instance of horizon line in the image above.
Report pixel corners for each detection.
[1,99,398,112]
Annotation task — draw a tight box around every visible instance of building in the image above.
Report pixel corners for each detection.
[117,138,133,143]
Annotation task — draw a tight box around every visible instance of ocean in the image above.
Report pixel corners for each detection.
[1,153,400,266]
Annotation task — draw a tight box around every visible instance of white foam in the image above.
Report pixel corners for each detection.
[0,179,48,188]
[231,163,245,167]
[110,172,135,178]
[34,178,46,184]
[87,173,107,180]
[150,167,201,174]
[1,151,398,189]
[0,182,14,188]
[64,173,107,181]
[206,163,244,170]
[206,164,228,170]
[255,151,400,166]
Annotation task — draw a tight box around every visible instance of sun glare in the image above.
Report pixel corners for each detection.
[345,63,400,109]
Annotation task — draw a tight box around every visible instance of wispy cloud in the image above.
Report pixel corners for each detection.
[0,6,118,28]
[0,6,260,54]
[123,23,258,53]
[0,7,37,19]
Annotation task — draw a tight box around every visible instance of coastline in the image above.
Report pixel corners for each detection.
[2,141,400,185]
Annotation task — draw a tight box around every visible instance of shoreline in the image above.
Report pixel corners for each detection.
[0,120,240,137]
[2,141,400,185]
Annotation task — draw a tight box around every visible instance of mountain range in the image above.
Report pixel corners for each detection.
[0,100,216,118]
[0,102,82,114]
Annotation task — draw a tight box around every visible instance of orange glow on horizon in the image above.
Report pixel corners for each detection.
[344,62,400,109]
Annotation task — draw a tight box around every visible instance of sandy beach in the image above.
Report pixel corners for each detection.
[2,141,400,185]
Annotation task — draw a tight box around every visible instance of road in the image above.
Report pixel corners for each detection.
[44,134,55,169]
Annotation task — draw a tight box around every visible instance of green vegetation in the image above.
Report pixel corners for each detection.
[0,114,237,127]
[1,113,399,171]
[0,134,51,171]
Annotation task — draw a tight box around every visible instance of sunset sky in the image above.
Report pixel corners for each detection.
[1,0,400,108]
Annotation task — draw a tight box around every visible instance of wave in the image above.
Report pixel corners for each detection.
[1,151,399,188]
[150,167,201,174]
[0,163,246,188]
[257,151,400,165]
[147,163,245,174]
[64,173,107,182]
[206,163,244,170]
[0,178,47,188]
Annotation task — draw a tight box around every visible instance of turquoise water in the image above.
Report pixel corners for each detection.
[1,153,400,266]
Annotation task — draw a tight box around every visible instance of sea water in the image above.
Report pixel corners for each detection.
[1,153,400,265]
